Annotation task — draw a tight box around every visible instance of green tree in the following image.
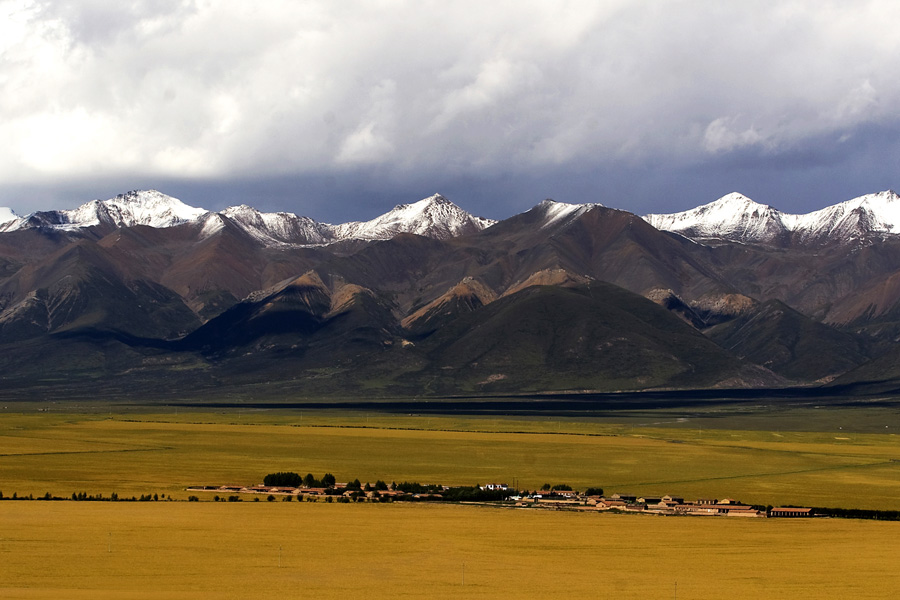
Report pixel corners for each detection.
[303,473,319,487]
[321,473,336,488]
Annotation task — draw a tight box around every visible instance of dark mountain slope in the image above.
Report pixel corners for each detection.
[704,299,869,381]
[406,282,776,394]
[829,343,900,395]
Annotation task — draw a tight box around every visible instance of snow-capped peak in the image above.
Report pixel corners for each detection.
[645,190,900,245]
[644,192,788,243]
[100,190,207,228]
[2,190,208,232]
[785,190,900,240]
[329,193,495,241]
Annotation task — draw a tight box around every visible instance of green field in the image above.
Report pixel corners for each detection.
[2,406,900,598]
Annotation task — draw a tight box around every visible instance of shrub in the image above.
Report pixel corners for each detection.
[188,496,199,502]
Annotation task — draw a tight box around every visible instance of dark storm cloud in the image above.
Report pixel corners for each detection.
[1,1,898,220]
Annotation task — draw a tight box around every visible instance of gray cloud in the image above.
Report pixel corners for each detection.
[1,0,898,219]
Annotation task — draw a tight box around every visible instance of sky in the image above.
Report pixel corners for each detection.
[1,0,899,223]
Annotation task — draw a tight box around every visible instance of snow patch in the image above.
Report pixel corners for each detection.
[537,199,599,229]
[0,207,18,225]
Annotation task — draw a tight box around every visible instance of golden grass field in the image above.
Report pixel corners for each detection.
[3,501,899,599]
[2,408,900,598]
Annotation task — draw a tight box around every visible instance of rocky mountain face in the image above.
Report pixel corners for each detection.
[2,189,900,399]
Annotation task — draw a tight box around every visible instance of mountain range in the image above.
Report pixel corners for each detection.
[2,188,900,400]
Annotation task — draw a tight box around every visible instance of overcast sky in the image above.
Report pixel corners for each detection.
[1,0,898,222]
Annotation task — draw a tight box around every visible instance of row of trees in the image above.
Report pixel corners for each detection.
[263,472,336,488]
[260,473,604,500]
[0,491,165,502]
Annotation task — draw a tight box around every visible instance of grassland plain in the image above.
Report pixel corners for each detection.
[2,408,900,598]
[2,501,899,599]
[2,410,900,507]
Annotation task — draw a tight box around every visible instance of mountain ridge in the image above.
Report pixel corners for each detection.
[5,188,900,249]
[2,187,900,397]
[0,190,497,245]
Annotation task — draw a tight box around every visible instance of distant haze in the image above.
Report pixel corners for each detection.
[1,1,898,222]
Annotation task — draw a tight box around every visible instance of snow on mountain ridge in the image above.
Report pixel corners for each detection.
[221,204,334,245]
[0,190,494,243]
[645,190,900,244]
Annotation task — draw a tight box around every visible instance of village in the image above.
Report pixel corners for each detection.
[185,480,815,518]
